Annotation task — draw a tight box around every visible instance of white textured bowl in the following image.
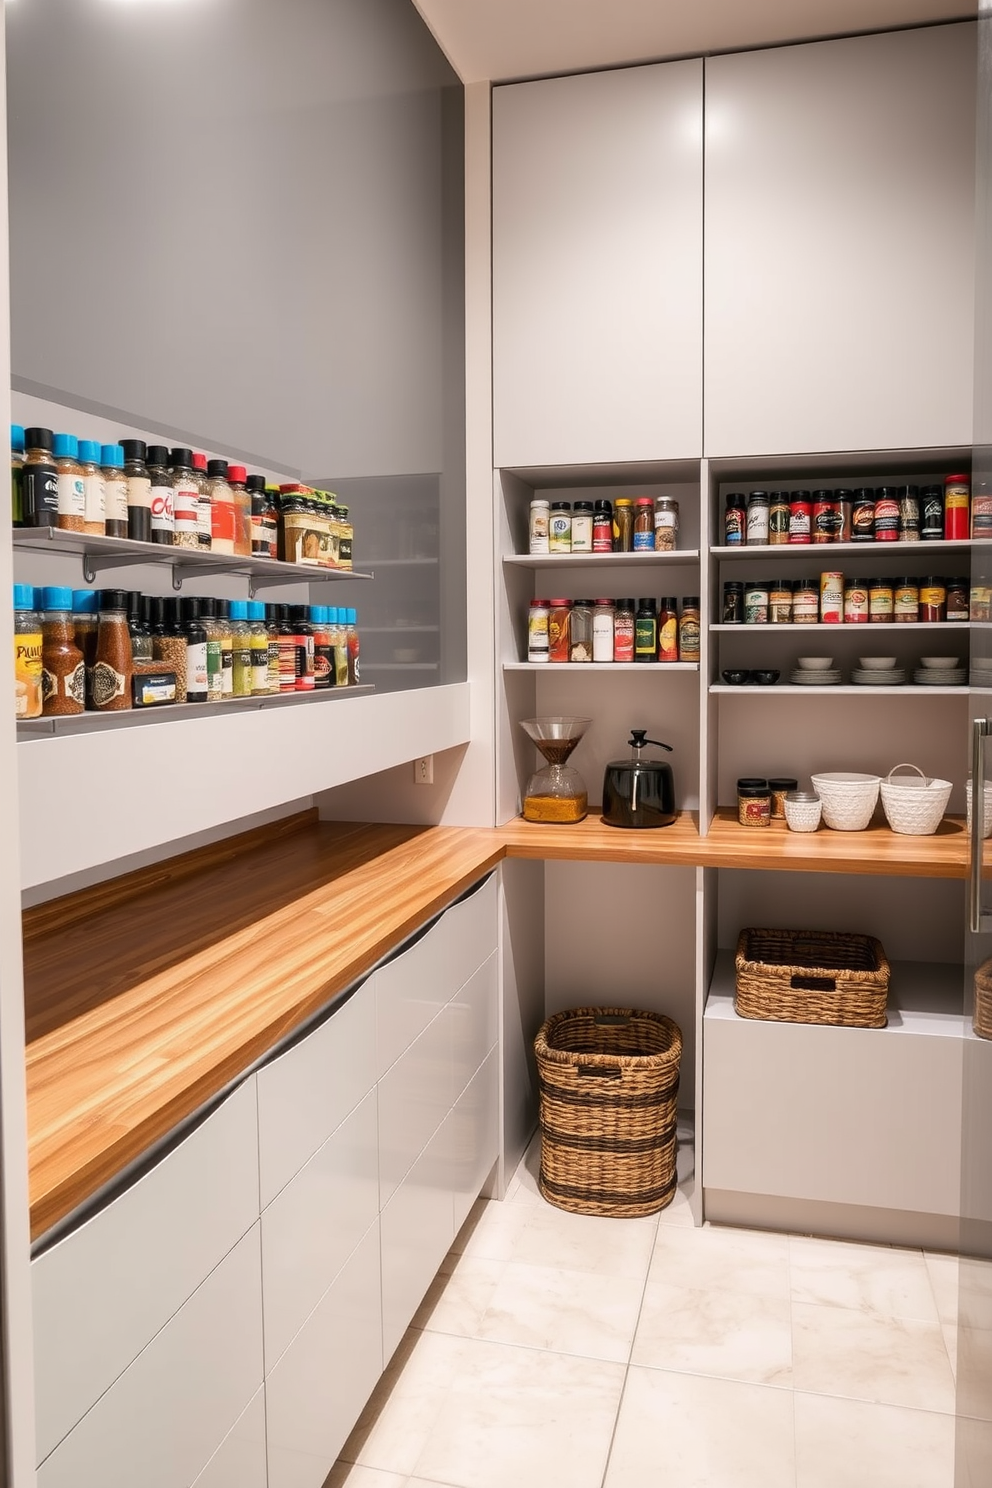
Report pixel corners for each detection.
[796,656,834,670]
[966,781,992,840]
[857,657,897,670]
[810,772,881,831]
[919,656,959,668]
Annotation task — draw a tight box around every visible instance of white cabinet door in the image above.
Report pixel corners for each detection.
[449,953,498,1104]
[450,1049,500,1238]
[38,1225,264,1488]
[380,1122,455,1363]
[33,1077,259,1465]
[493,61,704,468]
[704,23,976,457]
[377,1007,452,1208]
[261,1088,379,1370]
[266,1219,383,1488]
[192,1389,267,1488]
[257,982,377,1207]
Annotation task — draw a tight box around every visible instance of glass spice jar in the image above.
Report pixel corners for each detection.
[571,501,594,553]
[170,447,200,550]
[208,459,238,555]
[768,492,790,545]
[549,501,572,553]
[101,444,129,539]
[678,597,700,662]
[192,452,213,549]
[92,589,133,711]
[746,491,770,545]
[843,578,869,624]
[548,599,571,662]
[658,596,679,661]
[851,489,875,542]
[613,498,634,552]
[919,577,947,623]
[792,579,820,623]
[592,598,615,662]
[898,485,920,541]
[724,493,746,546]
[635,598,658,662]
[653,496,679,552]
[738,778,771,827]
[78,440,105,537]
[22,428,59,529]
[592,500,613,553]
[147,444,175,546]
[835,489,853,542]
[632,497,655,552]
[13,583,43,719]
[920,486,944,541]
[769,579,793,623]
[54,433,86,533]
[769,777,799,819]
[569,600,594,662]
[946,577,969,622]
[812,490,841,543]
[789,491,812,544]
[893,578,919,622]
[723,581,744,624]
[869,576,894,622]
[744,582,769,624]
[529,498,550,555]
[613,598,635,662]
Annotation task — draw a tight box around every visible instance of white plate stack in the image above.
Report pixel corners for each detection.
[913,656,966,686]
[790,657,841,686]
[971,660,992,690]
[852,657,904,686]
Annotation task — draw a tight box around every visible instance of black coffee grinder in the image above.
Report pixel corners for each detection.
[601,730,677,828]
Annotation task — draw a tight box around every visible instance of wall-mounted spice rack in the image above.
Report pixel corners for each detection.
[15,683,376,739]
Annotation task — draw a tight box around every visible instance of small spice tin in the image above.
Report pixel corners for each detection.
[843,579,869,624]
[819,571,844,624]
[919,577,947,623]
[784,790,822,833]
[894,578,919,623]
[946,577,969,622]
[792,579,820,624]
[744,582,769,624]
[769,777,799,819]
[738,778,771,827]
[851,489,875,541]
[812,491,841,543]
[789,491,812,544]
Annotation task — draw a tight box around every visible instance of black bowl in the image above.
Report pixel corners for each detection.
[722,669,749,686]
[751,669,780,686]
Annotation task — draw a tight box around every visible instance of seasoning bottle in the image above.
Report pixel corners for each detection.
[592,598,614,662]
[947,577,969,623]
[614,598,635,663]
[894,577,919,622]
[216,598,235,697]
[812,490,840,543]
[169,448,200,549]
[13,584,43,719]
[72,589,99,705]
[146,445,174,545]
[746,491,770,545]
[345,608,360,685]
[613,498,634,552]
[179,596,209,703]
[121,440,152,544]
[54,433,86,533]
[198,598,225,702]
[22,429,59,529]
[264,603,282,694]
[945,474,970,540]
[769,778,799,820]
[290,604,316,691]
[275,604,298,692]
[248,474,278,558]
[10,425,24,527]
[571,501,594,554]
[920,485,944,541]
[549,501,571,553]
[92,589,133,710]
[548,599,571,663]
[592,500,613,553]
[820,571,844,624]
[78,440,105,537]
[851,489,875,542]
[843,578,869,624]
[153,598,189,704]
[330,606,350,687]
[207,459,237,555]
[658,597,679,661]
[634,598,657,662]
[632,497,654,552]
[528,598,550,663]
[723,581,744,624]
[769,492,790,546]
[898,485,920,541]
[744,581,769,624]
[569,600,594,662]
[40,586,85,716]
[653,496,679,552]
[228,465,253,557]
[919,577,947,623]
[146,594,166,640]
[835,489,853,543]
[126,591,154,663]
[247,602,272,695]
[792,578,820,624]
[228,600,254,697]
[737,778,771,827]
[724,493,746,546]
[310,605,333,689]
[788,490,812,544]
[99,445,129,539]
[873,487,900,542]
[529,498,550,555]
[869,576,895,622]
[769,579,792,624]
[192,453,213,549]
[678,597,701,662]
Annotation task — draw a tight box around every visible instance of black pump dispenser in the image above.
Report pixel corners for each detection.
[602,730,677,829]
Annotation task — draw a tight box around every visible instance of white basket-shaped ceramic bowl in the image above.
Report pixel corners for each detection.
[966,781,992,839]
[879,764,951,836]
[810,772,881,831]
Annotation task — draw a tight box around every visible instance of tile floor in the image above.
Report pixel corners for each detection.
[328,1136,986,1488]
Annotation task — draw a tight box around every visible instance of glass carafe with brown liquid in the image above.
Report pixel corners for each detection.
[520,717,591,824]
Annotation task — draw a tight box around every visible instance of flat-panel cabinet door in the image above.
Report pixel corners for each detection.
[192,1389,267,1488]
[380,1123,455,1363]
[493,61,704,468]
[704,23,976,457]
[450,1049,500,1238]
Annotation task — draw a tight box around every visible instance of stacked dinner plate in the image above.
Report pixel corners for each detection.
[913,656,967,687]
[972,660,992,689]
[790,657,842,686]
[852,656,905,686]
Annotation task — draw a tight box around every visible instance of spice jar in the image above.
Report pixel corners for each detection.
[653,496,679,552]
[528,598,550,662]
[592,500,613,553]
[658,596,679,662]
[920,485,944,541]
[769,777,799,819]
[746,491,770,545]
[592,598,614,662]
[972,490,992,539]
[10,424,23,528]
[723,581,744,624]
[789,491,812,544]
[744,582,768,624]
[944,474,970,540]
[549,501,572,553]
[613,498,634,552]
[898,485,920,541]
[820,572,844,624]
[769,579,793,624]
[229,600,254,696]
[126,591,154,664]
[784,791,822,832]
[54,433,86,533]
[529,498,550,555]
[769,492,790,546]
[812,490,840,543]
[153,598,189,704]
[146,445,175,545]
[632,497,654,552]
[971,586,992,623]
[208,459,237,555]
[101,444,129,539]
[169,447,200,549]
[40,586,85,716]
[792,578,820,623]
[92,589,133,710]
[72,589,99,704]
[724,493,746,546]
[635,598,658,661]
[548,599,571,663]
[180,596,209,703]
[919,577,947,623]
[247,473,278,558]
[869,576,894,622]
[13,583,42,719]
[229,465,253,557]
[78,440,105,537]
[946,577,969,622]
[851,489,875,542]
[843,578,869,624]
[192,453,213,549]
[571,501,594,553]
[22,428,58,529]
[835,489,853,542]
[738,778,771,827]
[678,597,700,662]
[614,598,635,662]
[873,487,900,541]
[569,599,594,662]
[894,578,919,622]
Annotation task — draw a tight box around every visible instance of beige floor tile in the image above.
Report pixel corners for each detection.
[323,1466,409,1488]
[954,1325,992,1421]
[633,1278,793,1386]
[339,1329,460,1476]
[955,1414,992,1488]
[793,1391,955,1488]
[925,1252,961,1326]
[792,1302,956,1412]
[472,1259,645,1362]
[411,1253,508,1336]
[943,1321,958,1380]
[789,1236,938,1322]
[604,1365,795,1488]
[650,1220,791,1301]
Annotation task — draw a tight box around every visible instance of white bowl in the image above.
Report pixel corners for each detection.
[796,656,834,670]
[857,657,897,670]
[810,772,881,831]
[966,781,992,840]
[919,656,959,668]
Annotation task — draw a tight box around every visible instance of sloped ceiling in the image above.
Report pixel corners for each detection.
[412,0,973,82]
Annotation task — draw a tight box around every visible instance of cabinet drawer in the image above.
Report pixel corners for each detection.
[38,1225,263,1488]
[261,1088,379,1370]
[33,1077,259,1465]
[450,1049,500,1238]
[257,983,376,1207]
[376,874,497,1076]
[380,1121,454,1363]
[266,1219,382,1488]
[449,953,498,1103]
[378,1008,451,1207]
[192,1389,267,1488]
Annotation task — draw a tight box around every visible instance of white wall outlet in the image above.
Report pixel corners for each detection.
[414,755,434,785]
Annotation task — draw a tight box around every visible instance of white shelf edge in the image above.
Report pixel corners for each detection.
[16,685,376,739]
[709,684,967,696]
[503,662,700,672]
[503,549,700,567]
[711,539,972,559]
[711,622,969,632]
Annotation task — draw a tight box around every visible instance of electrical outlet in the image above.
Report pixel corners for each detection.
[414,754,434,785]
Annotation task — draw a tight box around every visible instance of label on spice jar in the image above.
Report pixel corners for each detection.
[659,615,679,661]
[150,481,174,537]
[187,640,208,696]
[91,661,127,707]
[173,479,199,538]
[738,796,770,826]
[843,584,869,623]
[104,474,128,527]
[41,661,86,709]
[633,528,655,552]
[14,631,43,717]
[57,471,86,519]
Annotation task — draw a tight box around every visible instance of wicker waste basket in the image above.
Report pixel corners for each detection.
[534,1007,682,1218]
[974,959,992,1040]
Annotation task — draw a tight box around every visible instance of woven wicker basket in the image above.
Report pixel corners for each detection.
[534,1008,682,1218]
[974,959,992,1040]
[734,928,889,1028]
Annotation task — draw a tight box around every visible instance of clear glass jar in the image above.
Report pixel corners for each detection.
[54,432,86,533]
[170,447,200,550]
[147,444,175,545]
[592,599,614,662]
[78,439,105,537]
[228,465,253,557]
[228,600,254,697]
[101,444,129,539]
[208,459,237,555]
[569,600,594,662]
[529,499,550,555]
[14,583,43,718]
[571,500,594,553]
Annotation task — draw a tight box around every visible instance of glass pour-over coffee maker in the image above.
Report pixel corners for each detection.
[519,717,591,823]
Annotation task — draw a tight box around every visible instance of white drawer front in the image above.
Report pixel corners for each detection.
[38,1225,264,1488]
[261,1088,379,1369]
[192,1388,267,1488]
[376,874,497,1076]
[266,1220,383,1488]
[380,1121,454,1363]
[448,953,498,1103]
[450,1049,500,1237]
[377,1008,451,1208]
[33,1077,259,1464]
[257,984,376,1207]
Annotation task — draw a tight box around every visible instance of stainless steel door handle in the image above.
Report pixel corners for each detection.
[971,717,991,933]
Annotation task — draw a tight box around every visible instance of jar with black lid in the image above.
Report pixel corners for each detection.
[851,489,875,542]
[746,491,770,545]
[792,578,820,624]
[738,778,771,827]
[22,428,59,528]
[769,492,790,545]
[873,487,900,541]
[723,581,744,624]
[592,500,613,553]
[897,485,920,541]
[769,778,799,819]
[835,489,853,542]
[920,486,944,541]
[812,490,841,543]
[634,598,657,661]
[946,577,969,622]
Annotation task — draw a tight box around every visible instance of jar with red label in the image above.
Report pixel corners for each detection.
[869,577,894,622]
[972,491,992,540]
[945,475,970,540]
[919,577,947,623]
[894,578,919,622]
[812,491,841,543]
[738,778,771,828]
[873,488,900,541]
[633,497,655,552]
[843,578,869,623]
[614,598,635,662]
[548,599,571,662]
[789,491,812,544]
[593,500,613,552]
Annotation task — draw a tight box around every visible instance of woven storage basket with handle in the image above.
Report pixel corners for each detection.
[734,928,889,1028]
[974,959,992,1040]
[534,1007,682,1218]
